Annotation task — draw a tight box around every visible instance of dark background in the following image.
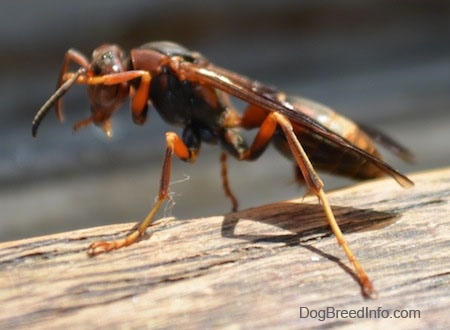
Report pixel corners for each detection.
[1,1,449,241]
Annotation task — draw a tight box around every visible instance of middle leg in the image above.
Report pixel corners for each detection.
[88,131,197,255]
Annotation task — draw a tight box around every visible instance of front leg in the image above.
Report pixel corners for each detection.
[88,131,199,255]
[56,49,92,122]
[62,70,152,130]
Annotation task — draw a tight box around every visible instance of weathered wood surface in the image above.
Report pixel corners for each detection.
[1,167,449,329]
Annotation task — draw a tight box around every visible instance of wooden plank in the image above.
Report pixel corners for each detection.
[0,167,449,329]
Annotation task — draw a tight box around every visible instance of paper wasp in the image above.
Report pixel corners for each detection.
[32,41,414,298]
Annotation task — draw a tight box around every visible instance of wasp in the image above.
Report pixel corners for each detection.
[32,41,414,298]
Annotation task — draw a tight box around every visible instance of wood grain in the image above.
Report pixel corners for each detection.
[1,167,449,329]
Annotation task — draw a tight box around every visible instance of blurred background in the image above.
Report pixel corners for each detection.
[1,0,449,241]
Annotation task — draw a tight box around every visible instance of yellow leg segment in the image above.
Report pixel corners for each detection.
[88,132,195,256]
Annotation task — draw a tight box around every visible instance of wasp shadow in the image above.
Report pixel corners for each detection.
[221,201,399,244]
[221,201,399,296]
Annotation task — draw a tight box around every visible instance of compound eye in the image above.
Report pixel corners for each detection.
[92,63,102,76]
